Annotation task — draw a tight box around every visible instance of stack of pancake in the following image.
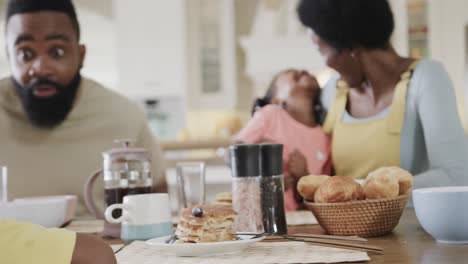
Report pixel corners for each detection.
[213,192,232,206]
[175,205,237,243]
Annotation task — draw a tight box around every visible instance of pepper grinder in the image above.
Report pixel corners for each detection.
[260,144,288,235]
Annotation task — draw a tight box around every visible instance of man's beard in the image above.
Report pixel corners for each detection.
[12,73,82,128]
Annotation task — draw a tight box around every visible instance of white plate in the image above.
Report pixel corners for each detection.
[146,234,265,256]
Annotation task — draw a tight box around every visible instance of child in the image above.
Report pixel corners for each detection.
[0,221,116,264]
[236,69,331,211]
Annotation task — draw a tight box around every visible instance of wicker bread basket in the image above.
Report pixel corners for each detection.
[305,195,409,237]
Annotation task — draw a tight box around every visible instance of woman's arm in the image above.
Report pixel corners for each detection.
[412,61,468,188]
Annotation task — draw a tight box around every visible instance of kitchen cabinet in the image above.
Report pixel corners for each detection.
[114,0,188,99]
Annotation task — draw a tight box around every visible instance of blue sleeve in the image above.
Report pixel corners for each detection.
[413,61,468,188]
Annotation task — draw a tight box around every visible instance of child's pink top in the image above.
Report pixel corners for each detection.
[236,105,332,211]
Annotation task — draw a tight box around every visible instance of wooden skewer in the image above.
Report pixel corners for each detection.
[288,233,368,243]
[237,233,382,254]
[304,239,384,255]
[264,236,383,254]
[262,234,367,243]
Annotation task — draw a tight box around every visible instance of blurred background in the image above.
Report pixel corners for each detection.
[1,0,468,212]
[0,0,468,141]
[0,0,467,157]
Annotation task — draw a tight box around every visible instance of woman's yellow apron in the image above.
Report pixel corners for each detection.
[323,61,419,179]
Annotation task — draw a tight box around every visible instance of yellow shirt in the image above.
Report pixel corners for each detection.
[0,77,166,216]
[0,221,75,264]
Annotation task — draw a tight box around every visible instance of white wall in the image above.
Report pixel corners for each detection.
[428,0,464,93]
[113,0,187,99]
[389,0,410,56]
[0,19,8,79]
[0,0,7,79]
[77,7,117,90]
[240,0,327,99]
[428,0,468,122]
[235,0,259,112]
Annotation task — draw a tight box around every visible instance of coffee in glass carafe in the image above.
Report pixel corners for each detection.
[84,139,153,237]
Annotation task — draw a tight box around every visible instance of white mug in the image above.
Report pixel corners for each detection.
[104,193,173,242]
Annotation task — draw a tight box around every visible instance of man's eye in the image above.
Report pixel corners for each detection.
[18,49,34,62]
[50,47,65,58]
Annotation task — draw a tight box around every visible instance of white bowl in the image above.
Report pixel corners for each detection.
[0,195,77,228]
[413,187,468,244]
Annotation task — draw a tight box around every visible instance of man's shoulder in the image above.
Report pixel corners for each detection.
[0,77,13,91]
[80,77,146,119]
[0,77,19,108]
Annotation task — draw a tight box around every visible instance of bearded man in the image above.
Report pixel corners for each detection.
[0,0,166,216]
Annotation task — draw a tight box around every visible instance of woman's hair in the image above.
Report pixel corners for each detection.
[251,70,326,125]
[297,0,394,50]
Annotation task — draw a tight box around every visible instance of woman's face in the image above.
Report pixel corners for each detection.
[272,70,319,108]
[310,30,364,88]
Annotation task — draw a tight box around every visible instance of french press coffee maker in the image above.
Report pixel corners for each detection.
[84,139,153,238]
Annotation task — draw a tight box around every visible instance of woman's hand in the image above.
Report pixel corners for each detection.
[288,150,309,180]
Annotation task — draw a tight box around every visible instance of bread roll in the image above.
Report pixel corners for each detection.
[363,167,402,199]
[394,168,413,195]
[354,184,367,201]
[314,176,366,203]
[297,175,330,201]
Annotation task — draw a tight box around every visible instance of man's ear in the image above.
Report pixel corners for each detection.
[78,44,86,68]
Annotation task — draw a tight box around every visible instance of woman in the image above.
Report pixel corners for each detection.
[236,69,331,210]
[297,0,468,189]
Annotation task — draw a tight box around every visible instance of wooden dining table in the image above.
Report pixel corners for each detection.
[73,209,467,264]
[288,209,468,264]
